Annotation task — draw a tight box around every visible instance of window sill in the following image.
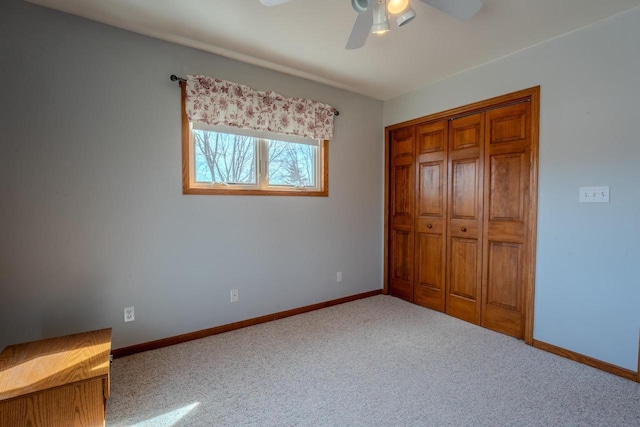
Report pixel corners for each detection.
[182,187,328,197]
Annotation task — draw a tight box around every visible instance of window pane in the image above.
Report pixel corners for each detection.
[267,140,317,187]
[193,130,256,184]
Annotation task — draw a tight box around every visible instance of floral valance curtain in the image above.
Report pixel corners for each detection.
[185,75,336,140]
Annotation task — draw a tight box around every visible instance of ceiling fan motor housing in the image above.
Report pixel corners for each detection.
[351,0,370,13]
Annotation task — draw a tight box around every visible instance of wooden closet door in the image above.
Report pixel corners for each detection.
[389,126,415,301]
[446,113,484,324]
[414,121,448,311]
[481,102,532,339]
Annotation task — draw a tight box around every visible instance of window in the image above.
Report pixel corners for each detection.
[180,75,334,196]
[184,124,328,196]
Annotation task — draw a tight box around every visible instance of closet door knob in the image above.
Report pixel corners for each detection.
[461,227,467,232]
[427,224,432,229]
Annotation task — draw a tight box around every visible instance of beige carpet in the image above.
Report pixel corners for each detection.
[106,295,640,426]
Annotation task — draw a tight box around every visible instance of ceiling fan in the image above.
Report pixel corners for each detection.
[259,0,483,50]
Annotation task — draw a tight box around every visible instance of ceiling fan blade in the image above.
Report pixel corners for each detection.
[259,0,293,6]
[420,0,483,20]
[345,7,373,50]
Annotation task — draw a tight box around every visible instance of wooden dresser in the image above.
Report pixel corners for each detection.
[0,328,112,427]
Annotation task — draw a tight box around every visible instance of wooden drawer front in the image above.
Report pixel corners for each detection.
[0,379,105,427]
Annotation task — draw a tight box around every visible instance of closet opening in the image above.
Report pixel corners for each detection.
[383,87,540,344]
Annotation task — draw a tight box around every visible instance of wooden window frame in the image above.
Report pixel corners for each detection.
[180,82,328,197]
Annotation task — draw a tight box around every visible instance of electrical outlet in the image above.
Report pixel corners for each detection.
[337,272,342,282]
[124,307,135,322]
[230,289,239,303]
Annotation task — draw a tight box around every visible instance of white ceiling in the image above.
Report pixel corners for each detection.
[26,0,640,100]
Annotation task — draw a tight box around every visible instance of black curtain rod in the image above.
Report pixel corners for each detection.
[169,74,339,116]
[170,74,186,83]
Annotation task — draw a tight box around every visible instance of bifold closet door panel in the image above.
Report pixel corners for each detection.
[386,88,538,342]
[389,126,416,302]
[414,121,448,312]
[481,102,532,339]
[446,113,484,325]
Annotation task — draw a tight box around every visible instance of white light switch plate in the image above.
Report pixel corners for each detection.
[579,186,609,203]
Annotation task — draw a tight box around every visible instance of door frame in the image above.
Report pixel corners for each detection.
[383,86,540,345]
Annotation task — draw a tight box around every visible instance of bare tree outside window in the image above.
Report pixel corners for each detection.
[268,140,316,187]
[193,129,317,188]
[194,131,256,184]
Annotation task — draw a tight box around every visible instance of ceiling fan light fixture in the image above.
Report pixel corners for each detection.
[396,8,416,26]
[371,0,390,35]
[351,0,370,13]
[371,21,390,35]
[387,0,409,14]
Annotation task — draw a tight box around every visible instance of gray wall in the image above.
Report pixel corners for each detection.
[384,8,640,371]
[0,0,383,350]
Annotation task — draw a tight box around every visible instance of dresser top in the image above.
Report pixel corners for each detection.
[0,328,112,401]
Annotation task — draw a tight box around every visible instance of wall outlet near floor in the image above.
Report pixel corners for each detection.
[124,307,135,322]
[230,289,239,303]
[337,272,343,282]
